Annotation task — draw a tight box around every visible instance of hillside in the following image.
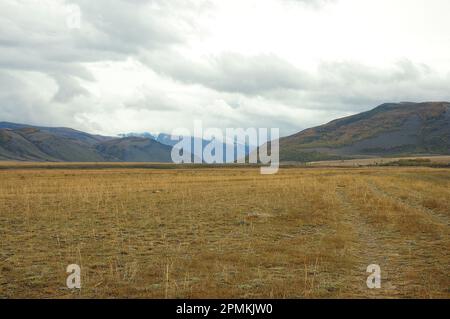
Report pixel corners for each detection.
[0,126,104,161]
[279,102,450,162]
[0,123,173,162]
[95,137,173,162]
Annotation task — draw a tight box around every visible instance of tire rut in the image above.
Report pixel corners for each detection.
[366,179,450,227]
[335,186,403,297]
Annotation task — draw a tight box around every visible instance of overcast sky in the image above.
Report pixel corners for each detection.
[1,0,450,137]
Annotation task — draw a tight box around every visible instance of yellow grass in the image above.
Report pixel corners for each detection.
[308,155,450,167]
[0,165,448,298]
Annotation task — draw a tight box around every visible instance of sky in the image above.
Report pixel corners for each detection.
[1,0,450,137]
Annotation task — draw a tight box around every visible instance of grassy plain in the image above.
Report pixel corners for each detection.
[308,155,450,167]
[0,164,449,298]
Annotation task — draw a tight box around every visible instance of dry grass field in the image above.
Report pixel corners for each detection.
[0,164,449,298]
[308,155,450,167]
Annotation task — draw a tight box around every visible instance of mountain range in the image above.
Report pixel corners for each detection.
[119,132,254,163]
[0,102,449,163]
[0,123,249,163]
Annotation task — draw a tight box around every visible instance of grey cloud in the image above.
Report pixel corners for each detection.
[142,47,450,114]
[285,0,337,8]
[0,0,206,104]
[0,0,449,138]
[0,69,103,132]
[317,59,431,86]
[69,0,189,51]
[124,91,181,112]
[142,51,312,95]
[268,60,450,113]
[0,71,55,125]
[0,0,342,112]
[52,74,90,103]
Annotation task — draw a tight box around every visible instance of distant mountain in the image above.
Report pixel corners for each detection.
[278,102,450,162]
[0,122,173,162]
[119,132,254,163]
[117,132,205,147]
[118,132,156,139]
[95,137,173,162]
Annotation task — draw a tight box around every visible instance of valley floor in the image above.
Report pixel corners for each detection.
[0,165,449,298]
[307,155,450,167]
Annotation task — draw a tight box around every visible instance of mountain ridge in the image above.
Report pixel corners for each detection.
[278,101,450,162]
[0,123,173,162]
[1,101,449,163]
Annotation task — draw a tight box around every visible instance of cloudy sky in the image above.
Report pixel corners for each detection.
[1,0,450,137]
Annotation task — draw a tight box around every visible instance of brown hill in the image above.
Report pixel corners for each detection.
[279,102,450,162]
[0,123,173,162]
